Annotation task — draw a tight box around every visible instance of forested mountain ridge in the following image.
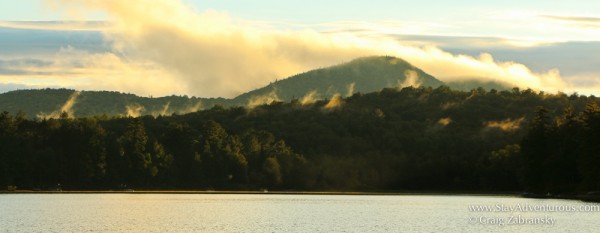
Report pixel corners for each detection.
[0,89,225,118]
[0,56,446,118]
[232,56,443,105]
[1,86,598,193]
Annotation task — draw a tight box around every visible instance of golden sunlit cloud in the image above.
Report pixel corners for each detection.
[247,90,280,108]
[540,15,600,28]
[485,118,525,132]
[438,117,452,126]
[300,90,318,105]
[21,0,584,98]
[323,94,344,110]
[125,103,144,117]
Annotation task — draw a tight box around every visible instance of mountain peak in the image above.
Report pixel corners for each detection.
[345,56,412,65]
[233,56,443,105]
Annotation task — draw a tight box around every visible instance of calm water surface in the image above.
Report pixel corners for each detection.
[0,194,598,232]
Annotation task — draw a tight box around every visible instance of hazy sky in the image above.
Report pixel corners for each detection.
[0,0,599,97]
[3,0,600,41]
[3,1,600,21]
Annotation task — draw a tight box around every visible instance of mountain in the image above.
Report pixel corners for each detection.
[232,56,443,105]
[0,89,226,118]
[0,56,458,118]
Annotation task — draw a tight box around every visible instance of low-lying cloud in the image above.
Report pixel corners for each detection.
[247,90,280,108]
[300,90,318,105]
[38,90,80,118]
[438,117,452,126]
[399,70,422,88]
[323,94,344,110]
[485,118,525,132]
[125,104,144,118]
[11,0,591,98]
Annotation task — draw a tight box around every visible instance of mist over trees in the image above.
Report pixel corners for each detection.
[0,57,445,118]
[0,86,598,193]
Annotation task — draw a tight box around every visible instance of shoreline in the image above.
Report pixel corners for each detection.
[2,190,598,203]
[0,190,518,196]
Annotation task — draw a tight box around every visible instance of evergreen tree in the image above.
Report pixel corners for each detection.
[118,119,151,185]
[520,107,550,192]
[578,102,600,191]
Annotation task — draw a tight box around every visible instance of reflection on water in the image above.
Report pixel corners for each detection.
[0,194,598,232]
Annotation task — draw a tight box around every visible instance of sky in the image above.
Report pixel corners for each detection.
[0,0,599,97]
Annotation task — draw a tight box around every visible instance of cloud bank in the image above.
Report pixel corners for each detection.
[8,0,587,97]
[0,46,183,96]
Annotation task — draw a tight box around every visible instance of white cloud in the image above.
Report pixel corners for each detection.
[0,20,108,31]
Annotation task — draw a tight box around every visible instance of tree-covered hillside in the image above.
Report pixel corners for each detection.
[1,86,598,193]
[233,56,443,105]
[0,89,226,118]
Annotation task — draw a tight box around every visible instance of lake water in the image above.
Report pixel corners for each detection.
[0,194,599,232]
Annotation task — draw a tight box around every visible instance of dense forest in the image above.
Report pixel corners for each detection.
[1,86,599,194]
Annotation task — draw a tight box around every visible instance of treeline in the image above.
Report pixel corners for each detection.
[0,115,307,190]
[0,86,599,192]
[519,103,600,193]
